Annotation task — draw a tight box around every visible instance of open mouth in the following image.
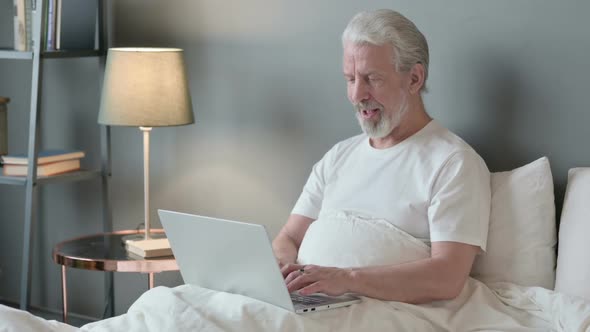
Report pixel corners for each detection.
[360,108,380,119]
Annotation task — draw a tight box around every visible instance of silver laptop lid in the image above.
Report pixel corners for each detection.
[158,209,295,311]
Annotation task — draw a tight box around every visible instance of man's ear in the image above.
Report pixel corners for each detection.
[408,63,426,94]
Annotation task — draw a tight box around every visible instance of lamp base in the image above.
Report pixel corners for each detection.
[121,232,167,245]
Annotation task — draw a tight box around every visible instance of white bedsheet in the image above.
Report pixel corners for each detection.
[77,279,590,332]
[0,304,77,332]
[2,211,589,332]
[1,279,588,332]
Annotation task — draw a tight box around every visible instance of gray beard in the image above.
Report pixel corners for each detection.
[356,112,392,138]
[355,93,409,139]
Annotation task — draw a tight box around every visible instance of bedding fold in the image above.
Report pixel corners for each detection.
[79,212,590,332]
[78,281,590,332]
[3,211,588,332]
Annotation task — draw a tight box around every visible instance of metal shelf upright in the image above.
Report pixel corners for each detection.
[0,0,112,312]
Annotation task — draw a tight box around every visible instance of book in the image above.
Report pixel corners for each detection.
[13,0,27,51]
[0,149,85,165]
[56,0,98,50]
[125,238,173,258]
[25,0,32,51]
[55,0,61,49]
[2,158,80,176]
[45,0,57,50]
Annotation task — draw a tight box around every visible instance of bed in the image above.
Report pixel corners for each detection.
[2,157,590,331]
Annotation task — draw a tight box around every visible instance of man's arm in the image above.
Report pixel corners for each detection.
[272,214,314,267]
[285,241,479,303]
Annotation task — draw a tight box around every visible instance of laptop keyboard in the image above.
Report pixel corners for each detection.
[290,294,326,305]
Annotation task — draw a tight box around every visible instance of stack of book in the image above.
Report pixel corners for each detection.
[0,149,84,176]
[125,238,173,258]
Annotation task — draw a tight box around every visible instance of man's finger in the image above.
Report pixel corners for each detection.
[285,270,303,284]
[287,274,314,293]
[281,263,303,278]
[299,281,322,296]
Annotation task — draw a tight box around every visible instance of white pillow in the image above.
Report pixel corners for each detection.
[297,210,430,268]
[555,168,590,300]
[471,157,557,289]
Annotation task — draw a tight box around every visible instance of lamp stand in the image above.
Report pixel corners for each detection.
[142,126,152,240]
[122,126,166,244]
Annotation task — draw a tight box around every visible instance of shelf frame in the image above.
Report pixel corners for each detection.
[19,0,45,311]
[0,0,112,312]
[0,49,105,61]
[0,169,102,186]
[0,174,27,185]
[42,50,106,59]
[0,50,34,60]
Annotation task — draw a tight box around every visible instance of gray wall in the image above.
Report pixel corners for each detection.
[1,0,589,320]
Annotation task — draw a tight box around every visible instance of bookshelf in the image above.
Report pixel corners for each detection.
[0,169,102,185]
[0,50,33,60]
[0,0,113,313]
[41,49,106,58]
[0,50,106,60]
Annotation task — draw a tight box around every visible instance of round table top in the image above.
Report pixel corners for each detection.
[52,229,178,273]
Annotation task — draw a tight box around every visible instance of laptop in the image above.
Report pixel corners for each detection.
[158,209,361,313]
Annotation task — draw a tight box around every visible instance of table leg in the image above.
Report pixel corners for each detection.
[148,273,154,289]
[104,271,114,318]
[61,266,68,323]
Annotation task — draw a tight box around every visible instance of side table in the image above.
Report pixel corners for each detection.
[52,229,178,323]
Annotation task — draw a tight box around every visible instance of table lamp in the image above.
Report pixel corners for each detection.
[98,47,194,244]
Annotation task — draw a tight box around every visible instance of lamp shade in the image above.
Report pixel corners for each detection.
[98,47,195,127]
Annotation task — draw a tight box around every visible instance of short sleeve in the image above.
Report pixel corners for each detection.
[291,150,334,220]
[428,150,491,251]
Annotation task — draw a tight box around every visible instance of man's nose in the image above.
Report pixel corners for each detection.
[350,80,370,104]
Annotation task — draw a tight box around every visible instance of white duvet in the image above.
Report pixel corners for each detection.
[2,211,590,331]
[1,279,589,332]
[76,279,590,332]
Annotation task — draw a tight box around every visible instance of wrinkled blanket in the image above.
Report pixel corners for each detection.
[3,211,590,331]
[80,210,590,332]
[2,280,589,332]
[78,280,590,332]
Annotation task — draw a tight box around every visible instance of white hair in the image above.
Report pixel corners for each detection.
[342,9,429,92]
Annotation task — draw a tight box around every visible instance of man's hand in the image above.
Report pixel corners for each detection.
[281,263,354,297]
[280,262,305,278]
[276,258,292,269]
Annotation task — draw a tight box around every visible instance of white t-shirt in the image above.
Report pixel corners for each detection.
[291,120,491,250]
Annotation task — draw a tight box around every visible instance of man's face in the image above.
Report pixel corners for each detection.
[343,42,410,139]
